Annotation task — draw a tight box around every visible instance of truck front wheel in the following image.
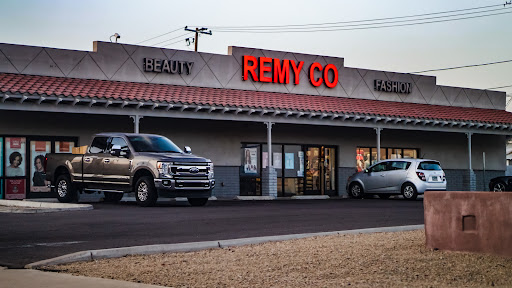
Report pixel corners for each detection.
[135,176,158,207]
[56,174,77,203]
[187,198,208,207]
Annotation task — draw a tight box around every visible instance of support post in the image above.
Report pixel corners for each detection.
[266,122,273,168]
[375,127,382,162]
[130,115,143,134]
[262,122,277,198]
[466,132,476,191]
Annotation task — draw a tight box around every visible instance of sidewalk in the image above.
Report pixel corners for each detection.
[0,267,166,288]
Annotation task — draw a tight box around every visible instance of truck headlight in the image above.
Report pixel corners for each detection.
[157,162,174,177]
[208,162,214,179]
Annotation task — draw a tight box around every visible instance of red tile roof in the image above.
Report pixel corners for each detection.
[1,73,512,124]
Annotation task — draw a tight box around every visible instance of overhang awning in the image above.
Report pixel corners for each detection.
[1,73,512,134]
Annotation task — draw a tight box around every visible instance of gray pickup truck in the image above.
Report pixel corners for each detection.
[45,133,215,207]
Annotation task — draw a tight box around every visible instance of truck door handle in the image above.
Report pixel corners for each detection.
[104,159,110,163]
[84,157,92,163]
[380,174,385,177]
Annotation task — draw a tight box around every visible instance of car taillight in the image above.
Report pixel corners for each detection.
[416,172,426,181]
[44,156,48,172]
[442,173,446,181]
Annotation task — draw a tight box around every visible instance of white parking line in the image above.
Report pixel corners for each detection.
[0,241,85,249]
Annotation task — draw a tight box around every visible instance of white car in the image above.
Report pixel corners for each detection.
[347,159,446,200]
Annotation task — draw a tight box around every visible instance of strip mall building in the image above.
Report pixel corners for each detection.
[0,41,511,199]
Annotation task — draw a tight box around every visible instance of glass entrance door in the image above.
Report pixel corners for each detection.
[305,147,321,195]
[305,146,336,196]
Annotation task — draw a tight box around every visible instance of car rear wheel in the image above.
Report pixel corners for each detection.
[135,176,158,207]
[349,183,364,199]
[401,183,418,200]
[188,198,208,207]
[104,192,124,202]
[56,173,77,203]
[492,182,506,192]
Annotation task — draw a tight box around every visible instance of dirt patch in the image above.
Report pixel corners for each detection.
[43,230,512,287]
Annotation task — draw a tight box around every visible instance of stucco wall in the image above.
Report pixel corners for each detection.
[0,111,505,171]
[424,191,512,258]
[0,41,505,110]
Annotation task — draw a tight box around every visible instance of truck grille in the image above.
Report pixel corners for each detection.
[172,163,209,180]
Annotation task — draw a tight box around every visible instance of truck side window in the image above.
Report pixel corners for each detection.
[89,137,109,154]
[108,137,130,156]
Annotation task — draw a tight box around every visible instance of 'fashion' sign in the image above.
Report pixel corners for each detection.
[374,79,412,94]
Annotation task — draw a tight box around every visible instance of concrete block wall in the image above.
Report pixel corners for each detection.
[445,169,504,191]
[261,168,277,197]
[212,166,240,199]
[337,167,355,197]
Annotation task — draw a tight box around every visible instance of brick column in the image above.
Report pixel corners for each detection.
[261,167,277,197]
[467,169,477,191]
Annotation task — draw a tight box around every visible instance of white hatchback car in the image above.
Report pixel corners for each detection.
[347,159,446,200]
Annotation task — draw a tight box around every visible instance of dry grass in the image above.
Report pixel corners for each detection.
[43,230,512,287]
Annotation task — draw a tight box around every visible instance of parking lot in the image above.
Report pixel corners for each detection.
[0,198,424,268]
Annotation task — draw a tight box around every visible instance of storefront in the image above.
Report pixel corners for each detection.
[0,41,511,199]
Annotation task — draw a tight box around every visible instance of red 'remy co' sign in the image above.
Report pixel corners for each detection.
[242,55,338,88]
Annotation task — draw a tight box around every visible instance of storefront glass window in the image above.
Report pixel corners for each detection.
[388,148,402,159]
[357,147,419,169]
[370,148,386,164]
[55,141,75,153]
[283,145,304,196]
[403,149,417,158]
[356,148,370,172]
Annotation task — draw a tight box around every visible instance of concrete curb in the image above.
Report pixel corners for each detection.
[25,224,424,269]
[291,195,330,200]
[0,200,93,211]
[235,196,277,200]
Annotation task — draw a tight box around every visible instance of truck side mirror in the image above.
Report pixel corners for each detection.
[111,144,122,157]
[184,146,192,154]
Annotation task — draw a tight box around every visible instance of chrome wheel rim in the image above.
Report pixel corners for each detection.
[403,186,414,198]
[351,185,361,197]
[57,179,68,198]
[137,182,148,202]
[493,183,505,192]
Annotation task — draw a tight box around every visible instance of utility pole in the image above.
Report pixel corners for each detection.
[184,26,212,52]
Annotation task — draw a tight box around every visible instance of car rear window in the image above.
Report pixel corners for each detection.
[418,161,442,171]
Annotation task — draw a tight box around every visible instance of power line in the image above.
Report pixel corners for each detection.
[161,38,190,48]
[214,5,509,31]
[412,59,512,73]
[135,27,184,44]
[487,84,512,90]
[149,32,194,47]
[213,10,512,33]
[207,4,505,29]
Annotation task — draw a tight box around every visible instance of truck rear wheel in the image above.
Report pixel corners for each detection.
[56,173,77,203]
[135,176,158,207]
[187,198,208,207]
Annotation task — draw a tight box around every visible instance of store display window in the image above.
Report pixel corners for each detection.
[357,147,420,169]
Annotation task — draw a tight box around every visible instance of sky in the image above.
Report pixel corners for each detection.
[1,0,511,96]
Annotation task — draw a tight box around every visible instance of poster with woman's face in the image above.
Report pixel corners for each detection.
[244,148,257,174]
[5,137,26,177]
[30,141,51,192]
[5,137,26,199]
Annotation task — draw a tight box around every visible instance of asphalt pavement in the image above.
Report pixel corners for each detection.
[0,195,424,268]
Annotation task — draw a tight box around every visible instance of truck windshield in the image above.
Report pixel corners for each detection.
[127,135,182,153]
